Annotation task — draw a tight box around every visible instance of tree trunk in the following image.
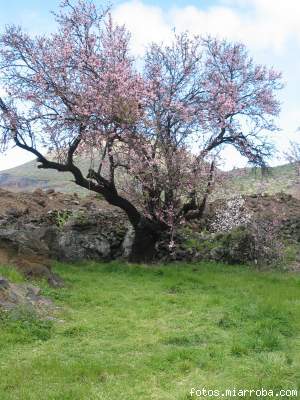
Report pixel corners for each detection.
[128,218,162,263]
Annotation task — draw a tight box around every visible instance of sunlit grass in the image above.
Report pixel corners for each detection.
[0,261,299,399]
[0,265,25,283]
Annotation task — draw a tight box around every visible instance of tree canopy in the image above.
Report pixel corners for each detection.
[0,0,283,260]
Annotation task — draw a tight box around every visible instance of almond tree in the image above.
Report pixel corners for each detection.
[0,0,282,261]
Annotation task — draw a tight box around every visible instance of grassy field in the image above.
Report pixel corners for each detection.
[0,262,300,399]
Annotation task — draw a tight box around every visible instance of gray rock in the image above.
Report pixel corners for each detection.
[0,277,9,290]
[0,205,129,273]
[0,278,53,311]
[57,231,111,261]
[122,225,135,258]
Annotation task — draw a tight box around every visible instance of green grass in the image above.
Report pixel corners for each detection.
[0,265,26,283]
[228,163,299,197]
[0,306,53,346]
[0,261,300,399]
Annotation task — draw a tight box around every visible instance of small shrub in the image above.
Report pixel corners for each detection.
[210,196,253,232]
[248,219,284,265]
[54,210,72,229]
[207,196,284,265]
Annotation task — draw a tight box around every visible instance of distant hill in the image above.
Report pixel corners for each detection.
[227,163,300,199]
[0,157,299,198]
[0,157,96,195]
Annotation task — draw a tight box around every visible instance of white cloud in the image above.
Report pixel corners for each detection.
[0,148,35,172]
[245,0,300,51]
[113,0,300,53]
[171,6,242,40]
[113,1,172,55]
[112,0,300,168]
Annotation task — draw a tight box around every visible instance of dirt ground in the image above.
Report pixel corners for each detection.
[0,187,111,222]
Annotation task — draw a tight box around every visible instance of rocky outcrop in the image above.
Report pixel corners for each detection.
[0,216,128,282]
[0,276,53,311]
[52,211,128,261]
[0,225,63,286]
[0,189,299,273]
[155,193,300,265]
[0,188,129,282]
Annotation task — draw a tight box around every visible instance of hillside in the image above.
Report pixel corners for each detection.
[0,157,299,198]
[227,163,300,199]
[0,157,96,195]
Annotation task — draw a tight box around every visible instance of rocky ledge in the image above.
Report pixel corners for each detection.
[0,276,53,312]
[0,188,129,285]
[0,188,300,283]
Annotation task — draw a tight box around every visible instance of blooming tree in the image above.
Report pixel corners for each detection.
[284,139,300,179]
[210,196,253,233]
[0,0,282,261]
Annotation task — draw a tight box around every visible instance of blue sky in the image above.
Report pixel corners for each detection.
[0,0,300,170]
[0,0,222,18]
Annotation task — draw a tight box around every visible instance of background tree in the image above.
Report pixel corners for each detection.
[0,0,282,261]
[284,139,300,180]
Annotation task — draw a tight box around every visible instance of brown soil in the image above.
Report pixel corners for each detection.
[244,192,300,220]
[0,187,112,222]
